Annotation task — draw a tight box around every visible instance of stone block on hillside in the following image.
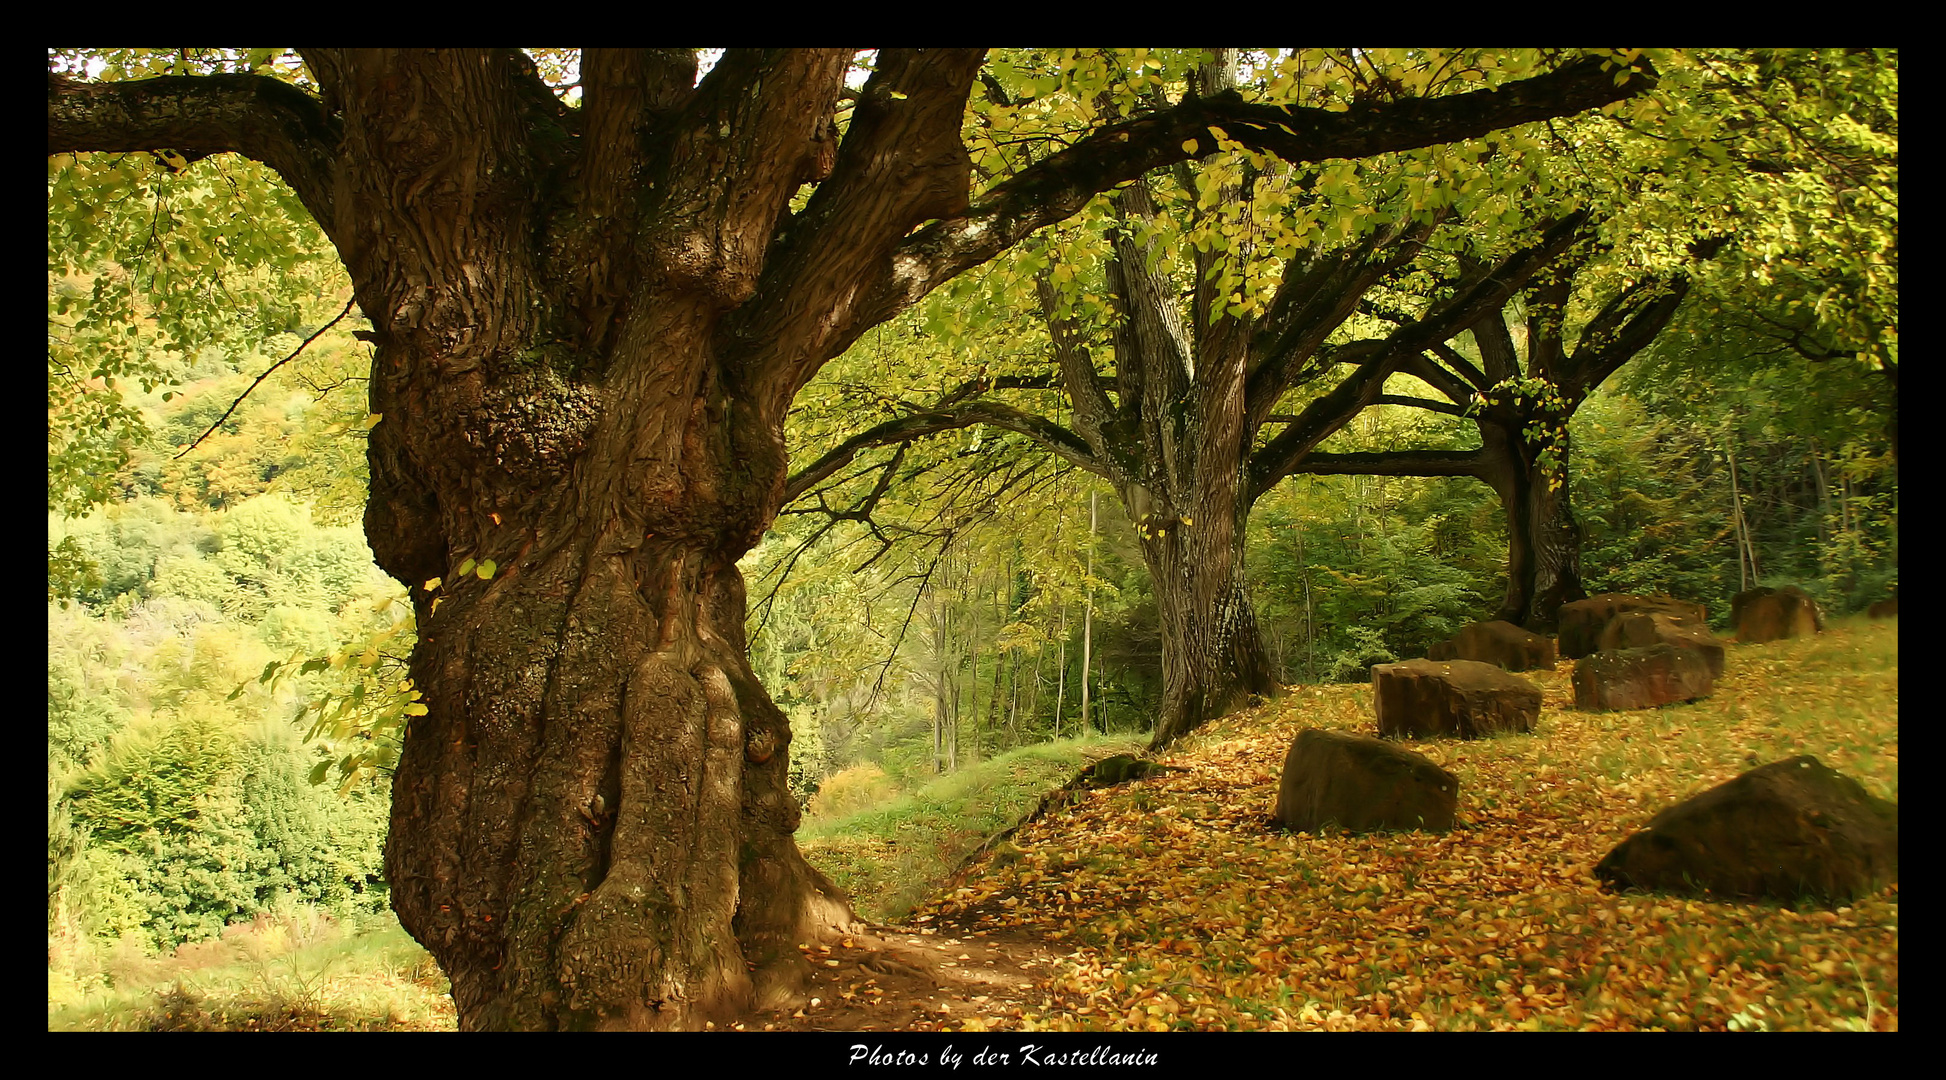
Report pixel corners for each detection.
[1372,658,1540,739]
[1428,620,1557,672]
[1731,585,1823,643]
[1867,597,1898,619]
[1273,728,1457,834]
[1594,756,1898,904]
[1557,593,1708,659]
[1572,645,1714,711]
[1598,611,1726,678]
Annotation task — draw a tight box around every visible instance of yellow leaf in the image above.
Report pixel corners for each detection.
[423,577,442,592]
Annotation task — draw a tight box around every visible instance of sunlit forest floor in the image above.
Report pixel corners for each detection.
[51,617,1895,1032]
[897,615,1898,1032]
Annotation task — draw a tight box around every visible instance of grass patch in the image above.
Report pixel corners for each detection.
[799,734,1145,922]
[48,907,454,1031]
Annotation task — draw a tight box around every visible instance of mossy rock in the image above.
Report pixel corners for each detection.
[1079,754,1179,788]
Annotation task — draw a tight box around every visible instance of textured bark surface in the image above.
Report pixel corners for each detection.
[50,48,1653,1030]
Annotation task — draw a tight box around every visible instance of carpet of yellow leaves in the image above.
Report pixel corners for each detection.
[915,622,1897,1031]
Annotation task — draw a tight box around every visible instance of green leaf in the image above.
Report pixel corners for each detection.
[258,660,280,685]
[456,557,477,578]
[476,559,497,580]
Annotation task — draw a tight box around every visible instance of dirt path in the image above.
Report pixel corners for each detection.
[737,905,1067,1032]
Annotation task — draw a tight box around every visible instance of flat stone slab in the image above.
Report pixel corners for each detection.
[1558,593,1708,659]
[1373,658,1540,739]
[1573,644,1714,711]
[1427,620,1557,672]
[1732,585,1822,643]
[1598,611,1726,678]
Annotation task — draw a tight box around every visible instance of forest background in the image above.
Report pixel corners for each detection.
[48,48,1894,1009]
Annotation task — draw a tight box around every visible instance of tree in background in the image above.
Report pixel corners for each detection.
[1288,230,1712,629]
[51,47,1649,1029]
[793,50,1640,745]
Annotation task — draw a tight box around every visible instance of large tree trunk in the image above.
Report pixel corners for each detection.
[332,49,873,1030]
[372,326,860,1030]
[1480,422,1586,631]
[1142,515,1276,749]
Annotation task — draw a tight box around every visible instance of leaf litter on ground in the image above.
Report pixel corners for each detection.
[898,618,1897,1032]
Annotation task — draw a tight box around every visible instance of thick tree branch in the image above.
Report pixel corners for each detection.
[1036,273,1118,451]
[1243,214,1441,430]
[1376,393,1470,417]
[784,400,1097,506]
[1288,449,1485,478]
[728,48,987,418]
[766,53,1652,408]
[49,69,341,229]
[1248,210,1591,500]
[1403,348,1484,404]
[1565,276,1692,399]
[641,48,852,310]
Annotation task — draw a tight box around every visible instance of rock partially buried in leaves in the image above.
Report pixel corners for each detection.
[1595,756,1898,904]
[1597,611,1726,678]
[1572,645,1714,711]
[1372,659,1540,739]
[1557,593,1708,659]
[1078,754,1179,788]
[1731,585,1822,643]
[1273,729,1457,834]
[1426,620,1557,672]
[1867,596,1897,619]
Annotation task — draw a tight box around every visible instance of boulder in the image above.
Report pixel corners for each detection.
[1731,585,1822,643]
[1273,728,1457,834]
[1597,611,1726,678]
[1867,596,1897,619]
[1426,620,1557,672]
[1594,756,1898,904]
[1372,658,1541,739]
[1572,645,1714,711]
[1557,593,1708,659]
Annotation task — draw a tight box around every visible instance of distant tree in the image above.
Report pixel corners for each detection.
[1290,231,1713,629]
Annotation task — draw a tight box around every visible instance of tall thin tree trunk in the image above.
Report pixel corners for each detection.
[1053,632,1067,740]
[1080,490,1096,735]
[1727,429,1757,589]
